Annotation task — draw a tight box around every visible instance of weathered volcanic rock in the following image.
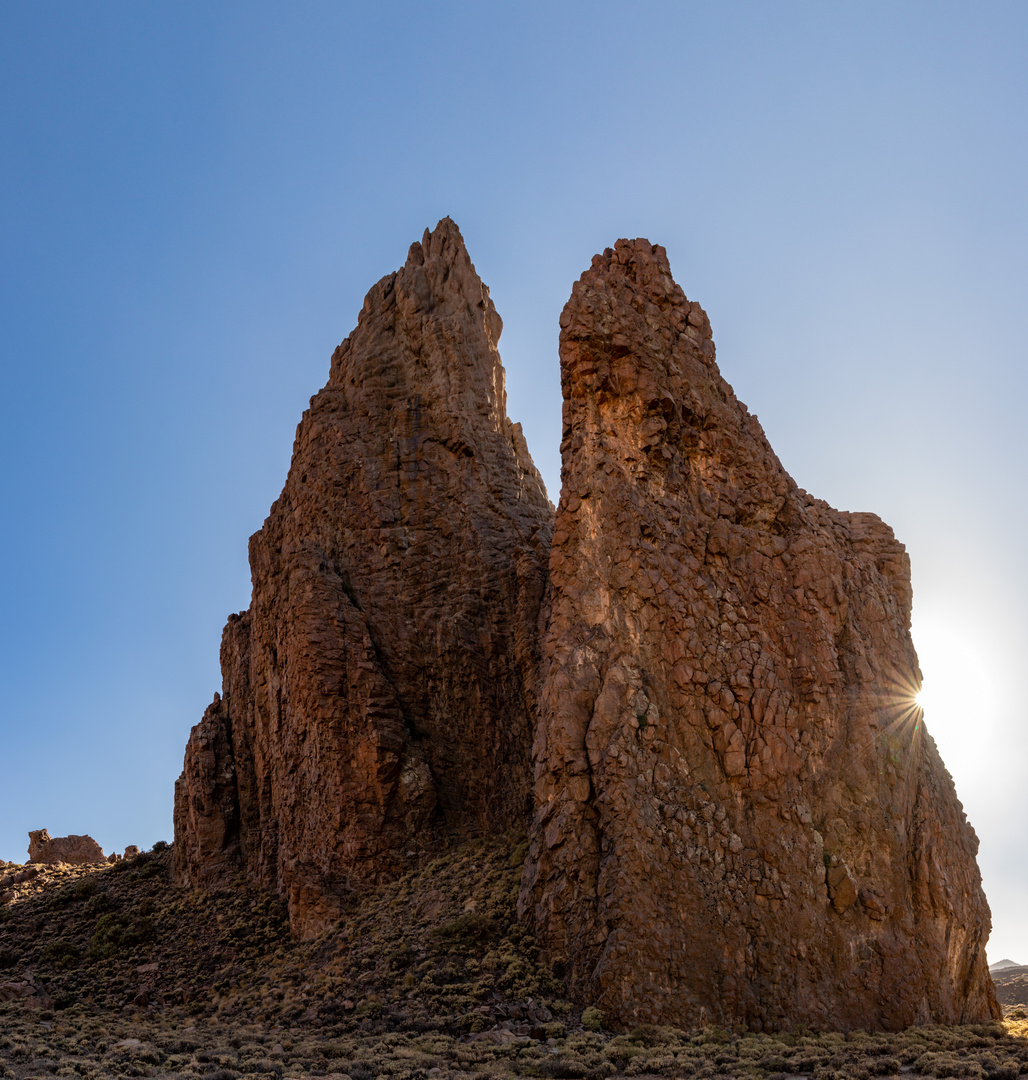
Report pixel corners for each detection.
[519,239,998,1031]
[175,219,553,937]
[28,830,105,865]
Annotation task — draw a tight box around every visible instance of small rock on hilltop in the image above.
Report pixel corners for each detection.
[27,829,105,866]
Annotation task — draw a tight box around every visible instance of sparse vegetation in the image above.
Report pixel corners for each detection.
[1,838,1027,1077]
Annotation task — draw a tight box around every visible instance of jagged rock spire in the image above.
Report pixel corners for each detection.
[519,238,997,1030]
[174,220,553,937]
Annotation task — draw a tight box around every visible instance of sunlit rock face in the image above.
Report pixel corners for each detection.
[519,238,998,1031]
[174,219,553,937]
[27,830,105,866]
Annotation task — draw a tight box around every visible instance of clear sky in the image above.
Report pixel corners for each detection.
[2,2,1026,961]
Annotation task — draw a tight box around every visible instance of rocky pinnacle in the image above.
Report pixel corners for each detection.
[174,219,554,937]
[517,238,997,1030]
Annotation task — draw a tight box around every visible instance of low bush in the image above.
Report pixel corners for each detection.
[581,1006,604,1031]
[39,939,79,969]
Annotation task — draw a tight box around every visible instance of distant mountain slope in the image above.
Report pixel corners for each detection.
[991,963,1028,1007]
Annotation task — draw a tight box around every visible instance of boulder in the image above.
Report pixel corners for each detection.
[174,219,554,936]
[27,829,105,866]
[518,238,998,1031]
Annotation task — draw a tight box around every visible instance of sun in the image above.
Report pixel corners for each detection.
[908,617,1000,783]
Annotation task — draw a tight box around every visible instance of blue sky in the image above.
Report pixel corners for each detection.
[2,2,1027,959]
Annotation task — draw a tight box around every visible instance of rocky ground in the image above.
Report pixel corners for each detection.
[2,839,1027,1079]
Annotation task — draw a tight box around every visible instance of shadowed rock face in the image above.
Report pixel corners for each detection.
[518,239,998,1031]
[174,219,553,937]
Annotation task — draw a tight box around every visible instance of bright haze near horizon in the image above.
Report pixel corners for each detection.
[2,3,1026,962]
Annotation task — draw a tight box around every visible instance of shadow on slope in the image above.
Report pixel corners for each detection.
[2,838,1028,1079]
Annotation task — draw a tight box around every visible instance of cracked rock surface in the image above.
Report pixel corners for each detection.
[174,219,553,938]
[27,831,106,867]
[519,238,998,1031]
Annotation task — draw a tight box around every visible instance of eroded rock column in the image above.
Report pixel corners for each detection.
[520,239,997,1031]
[175,219,553,937]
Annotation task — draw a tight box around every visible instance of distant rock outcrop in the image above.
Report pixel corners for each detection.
[28,830,105,866]
[174,219,553,937]
[518,239,998,1030]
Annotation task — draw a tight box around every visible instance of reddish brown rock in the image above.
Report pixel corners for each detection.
[27,830,105,865]
[175,219,553,937]
[519,239,998,1031]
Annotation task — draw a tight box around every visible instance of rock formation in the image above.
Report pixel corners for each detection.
[174,220,996,1031]
[518,239,998,1030]
[28,830,105,865]
[174,219,553,937]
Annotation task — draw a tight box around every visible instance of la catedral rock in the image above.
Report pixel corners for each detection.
[176,221,997,1029]
[518,238,998,1030]
[174,219,553,937]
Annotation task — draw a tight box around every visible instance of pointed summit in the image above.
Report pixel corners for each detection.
[520,237,997,1031]
[174,222,553,937]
